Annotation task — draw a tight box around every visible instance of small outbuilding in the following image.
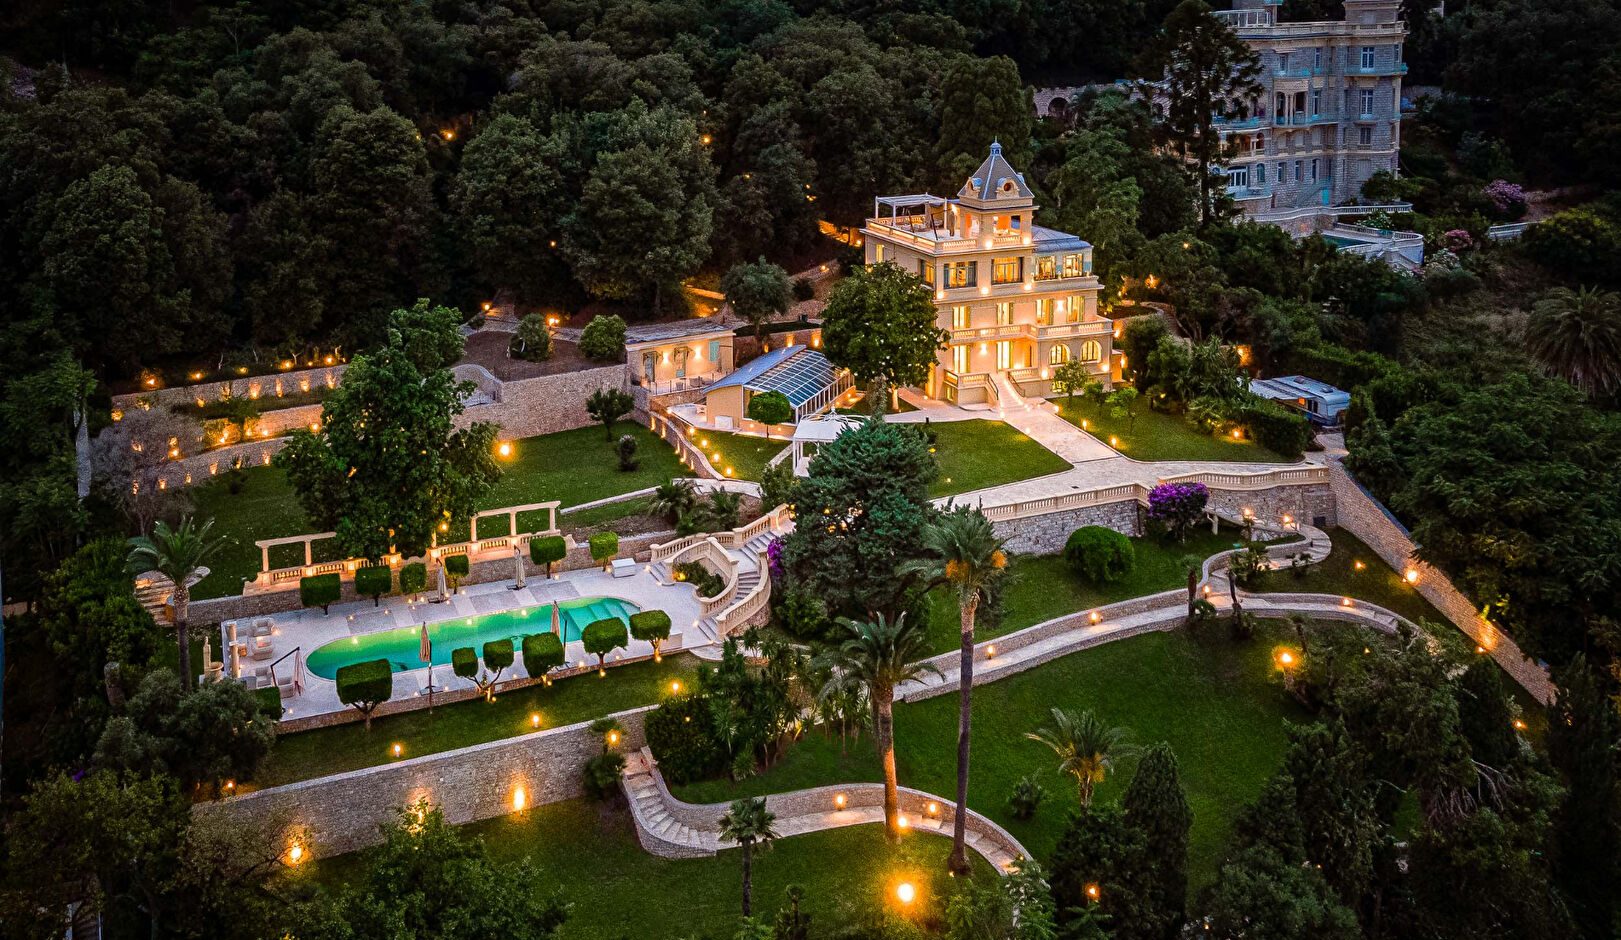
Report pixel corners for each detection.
[699,345,851,431]
[1249,374,1351,427]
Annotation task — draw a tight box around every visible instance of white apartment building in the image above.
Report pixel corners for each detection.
[861,143,1114,406]
[1214,0,1406,216]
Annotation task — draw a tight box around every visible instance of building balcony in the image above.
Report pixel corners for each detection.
[1353,63,1407,76]
[947,319,1113,344]
[933,276,1099,303]
[1273,66,1323,79]
[864,220,1032,256]
[1213,115,1267,130]
[1273,112,1339,127]
[949,323,1027,343]
[1034,320,1113,341]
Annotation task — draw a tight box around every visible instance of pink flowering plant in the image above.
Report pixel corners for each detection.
[1483,179,1526,220]
[1442,229,1474,252]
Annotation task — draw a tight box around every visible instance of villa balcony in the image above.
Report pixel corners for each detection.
[1354,63,1408,77]
[864,219,1032,256]
[933,276,1099,304]
[1034,320,1113,341]
[947,319,1113,344]
[1213,115,1266,131]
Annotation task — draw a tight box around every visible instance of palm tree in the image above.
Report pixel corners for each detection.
[1025,708,1131,808]
[718,796,779,917]
[649,479,699,524]
[1180,553,1204,619]
[901,506,1006,875]
[1526,285,1621,398]
[816,614,940,840]
[126,517,228,692]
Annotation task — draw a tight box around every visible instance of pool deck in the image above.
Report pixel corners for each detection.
[224,565,708,721]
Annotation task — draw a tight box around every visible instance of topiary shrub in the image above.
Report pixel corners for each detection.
[589,532,619,569]
[792,277,816,301]
[451,647,479,685]
[529,535,567,578]
[522,632,565,679]
[253,686,285,720]
[510,313,553,362]
[477,638,515,701]
[444,554,469,592]
[355,565,393,606]
[582,617,629,668]
[1231,398,1311,460]
[399,562,428,598]
[1063,526,1136,583]
[335,658,393,730]
[645,694,727,784]
[629,609,673,658]
[579,314,627,361]
[300,573,341,614]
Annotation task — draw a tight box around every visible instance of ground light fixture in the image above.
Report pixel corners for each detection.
[895,883,916,905]
[530,713,542,729]
[391,742,404,758]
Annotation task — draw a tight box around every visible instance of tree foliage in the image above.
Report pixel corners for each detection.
[820,262,949,402]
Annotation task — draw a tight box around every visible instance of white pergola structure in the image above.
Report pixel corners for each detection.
[789,415,866,476]
[869,193,956,236]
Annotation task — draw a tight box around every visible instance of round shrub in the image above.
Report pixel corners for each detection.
[300,572,341,614]
[510,313,552,361]
[792,277,816,301]
[579,314,627,361]
[444,554,470,591]
[747,390,793,426]
[582,617,629,667]
[645,693,727,784]
[522,632,565,677]
[1063,526,1136,583]
[629,610,673,655]
[399,562,428,597]
[529,535,567,577]
[354,565,393,606]
[451,646,479,681]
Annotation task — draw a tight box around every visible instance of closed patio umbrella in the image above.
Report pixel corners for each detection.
[551,600,561,636]
[420,623,436,712]
[435,562,449,602]
[512,545,526,590]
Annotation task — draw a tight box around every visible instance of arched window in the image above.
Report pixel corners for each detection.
[1049,344,1071,365]
[1078,341,1103,363]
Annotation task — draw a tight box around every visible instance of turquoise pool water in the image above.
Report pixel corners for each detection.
[1321,233,1361,248]
[305,596,640,680]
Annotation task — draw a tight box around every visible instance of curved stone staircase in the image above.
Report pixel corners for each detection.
[621,748,1028,870]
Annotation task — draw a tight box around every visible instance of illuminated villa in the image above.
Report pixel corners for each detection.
[861,143,1115,406]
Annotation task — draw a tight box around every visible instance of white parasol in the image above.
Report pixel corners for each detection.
[435,562,449,602]
[512,545,526,590]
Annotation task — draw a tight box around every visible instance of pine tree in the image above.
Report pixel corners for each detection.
[1548,655,1621,939]
[1121,743,1191,939]
[1048,807,1150,940]
[1279,720,1379,906]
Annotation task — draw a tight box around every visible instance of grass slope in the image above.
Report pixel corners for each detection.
[251,654,701,790]
[694,429,789,482]
[924,419,1072,498]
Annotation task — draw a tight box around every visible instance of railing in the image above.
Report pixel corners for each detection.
[253,501,561,586]
[795,371,854,420]
[664,537,738,615]
[1034,320,1112,340]
[1214,8,1269,27]
[978,466,1329,523]
[714,550,772,637]
[650,504,792,563]
[1487,222,1534,241]
[863,221,1031,255]
[649,410,720,479]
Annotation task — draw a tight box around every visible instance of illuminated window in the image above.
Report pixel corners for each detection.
[1062,254,1084,278]
[952,344,970,374]
[919,261,935,286]
[996,302,1015,326]
[1049,344,1070,365]
[1036,298,1056,326]
[1079,340,1102,363]
[996,341,1012,370]
[951,305,971,330]
[1067,294,1084,323]
[1034,256,1058,280]
[945,261,976,288]
[992,257,1022,285]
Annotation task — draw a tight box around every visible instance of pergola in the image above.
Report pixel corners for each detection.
[871,194,954,234]
[789,415,866,475]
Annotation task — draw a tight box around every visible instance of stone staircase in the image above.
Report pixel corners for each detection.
[623,750,718,858]
[134,575,174,625]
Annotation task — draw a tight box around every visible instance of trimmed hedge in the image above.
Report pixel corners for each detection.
[645,693,727,784]
[355,565,393,606]
[300,573,340,614]
[451,646,479,680]
[335,658,393,730]
[522,632,565,677]
[399,562,428,597]
[483,638,515,672]
[629,610,673,656]
[589,532,619,566]
[1233,398,1311,460]
[529,535,567,577]
[582,617,629,667]
[1063,526,1136,583]
[445,554,470,591]
[252,686,285,720]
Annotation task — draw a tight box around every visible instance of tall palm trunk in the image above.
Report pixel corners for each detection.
[948,594,978,875]
[741,838,753,916]
[174,582,192,691]
[875,684,900,842]
[1186,566,1198,617]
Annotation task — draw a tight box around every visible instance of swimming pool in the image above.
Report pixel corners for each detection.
[304,596,641,680]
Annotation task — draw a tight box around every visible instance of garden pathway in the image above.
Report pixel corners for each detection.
[620,749,1029,870]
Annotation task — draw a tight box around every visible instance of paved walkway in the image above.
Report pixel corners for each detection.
[621,749,1028,871]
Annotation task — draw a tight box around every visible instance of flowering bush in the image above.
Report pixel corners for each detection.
[1441,229,1474,252]
[1483,179,1526,221]
[766,536,784,579]
[1146,481,1209,542]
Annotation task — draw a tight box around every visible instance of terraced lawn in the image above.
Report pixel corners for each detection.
[923,418,1072,498]
[693,429,789,482]
[1055,399,1290,463]
[191,424,684,599]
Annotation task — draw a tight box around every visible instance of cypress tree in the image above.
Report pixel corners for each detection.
[1280,720,1379,906]
[1455,658,1520,770]
[1121,743,1192,939]
[1048,807,1149,940]
[1548,655,1620,939]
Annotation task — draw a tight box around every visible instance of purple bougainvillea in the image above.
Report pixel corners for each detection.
[1442,229,1474,252]
[766,535,784,579]
[1147,481,1209,541]
[1483,179,1526,218]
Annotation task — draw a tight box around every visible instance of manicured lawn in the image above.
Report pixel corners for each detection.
[190,424,684,599]
[306,798,985,938]
[1055,399,1290,464]
[919,526,1282,656]
[695,429,789,482]
[673,621,1315,891]
[923,419,1071,498]
[250,654,702,790]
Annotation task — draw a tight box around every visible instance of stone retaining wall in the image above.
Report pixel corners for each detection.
[112,365,346,414]
[994,498,1140,554]
[455,364,631,438]
[1327,463,1554,702]
[196,706,654,860]
[1206,481,1336,531]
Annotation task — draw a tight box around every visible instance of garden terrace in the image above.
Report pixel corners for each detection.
[1055,398,1291,463]
[922,418,1072,497]
[190,424,686,599]
[687,429,788,482]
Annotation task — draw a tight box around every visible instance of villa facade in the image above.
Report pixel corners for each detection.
[1214,0,1406,217]
[860,143,1114,406]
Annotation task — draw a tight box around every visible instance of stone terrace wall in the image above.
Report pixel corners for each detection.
[111,364,347,414]
[196,706,654,860]
[455,364,631,438]
[1327,464,1554,703]
[1205,481,1336,531]
[995,499,1140,554]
